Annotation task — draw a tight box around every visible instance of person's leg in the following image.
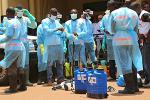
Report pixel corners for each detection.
[88,42,97,68]
[109,60,116,79]
[113,45,134,94]
[79,44,87,67]
[143,43,150,85]
[24,42,33,86]
[5,59,18,93]
[17,67,27,91]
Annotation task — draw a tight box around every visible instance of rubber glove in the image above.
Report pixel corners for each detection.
[39,44,44,56]
[94,41,96,51]
[101,33,106,51]
[63,41,67,53]
[23,9,36,21]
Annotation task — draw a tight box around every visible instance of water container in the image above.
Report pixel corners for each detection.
[74,68,87,94]
[87,69,108,99]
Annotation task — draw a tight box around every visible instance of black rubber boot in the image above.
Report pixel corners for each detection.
[118,73,135,94]
[5,60,18,94]
[37,72,43,85]
[25,68,33,86]
[132,66,139,92]
[18,69,27,91]
[5,73,18,93]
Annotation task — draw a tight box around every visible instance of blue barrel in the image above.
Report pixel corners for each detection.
[87,69,108,99]
[74,68,87,94]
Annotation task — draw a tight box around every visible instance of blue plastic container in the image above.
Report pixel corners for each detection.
[74,68,87,94]
[87,69,108,99]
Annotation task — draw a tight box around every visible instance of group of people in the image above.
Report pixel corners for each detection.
[0,0,150,95]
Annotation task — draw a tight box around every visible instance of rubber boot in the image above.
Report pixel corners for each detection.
[37,72,43,85]
[132,66,139,92]
[18,69,27,91]
[118,73,135,94]
[25,68,33,86]
[5,61,18,93]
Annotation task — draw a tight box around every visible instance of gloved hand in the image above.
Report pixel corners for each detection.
[101,33,106,51]
[94,41,96,51]
[39,44,44,56]
[23,9,36,21]
[63,41,67,53]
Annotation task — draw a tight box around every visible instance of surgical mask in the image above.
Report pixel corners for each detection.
[71,14,77,20]
[17,11,23,18]
[57,19,60,22]
[86,16,91,20]
[50,15,57,20]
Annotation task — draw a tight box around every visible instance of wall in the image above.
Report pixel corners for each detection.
[8,0,29,9]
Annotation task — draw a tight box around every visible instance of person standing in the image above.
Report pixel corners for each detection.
[0,7,26,93]
[42,8,65,86]
[110,1,143,94]
[15,5,37,86]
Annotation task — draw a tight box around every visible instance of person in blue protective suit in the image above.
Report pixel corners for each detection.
[0,7,26,93]
[76,9,97,68]
[36,24,47,85]
[15,5,37,86]
[65,9,86,68]
[0,17,9,34]
[99,0,118,80]
[110,0,143,94]
[42,8,65,86]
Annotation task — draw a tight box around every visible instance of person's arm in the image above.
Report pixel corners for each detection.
[42,19,58,35]
[0,24,6,34]
[110,14,115,34]
[0,22,14,43]
[76,20,87,39]
[23,9,37,29]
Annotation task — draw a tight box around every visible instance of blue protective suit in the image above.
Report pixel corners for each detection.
[0,23,6,34]
[42,18,64,81]
[77,18,97,62]
[65,19,86,66]
[36,24,47,72]
[17,16,37,68]
[110,7,143,75]
[99,14,115,61]
[0,18,25,69]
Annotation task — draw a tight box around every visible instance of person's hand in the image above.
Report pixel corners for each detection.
[23,9,30,16]
[73,32,78,36]
[57,28,64,32]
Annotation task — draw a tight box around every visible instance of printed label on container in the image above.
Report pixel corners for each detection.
[88,77,97,84]
[77,74,86,80]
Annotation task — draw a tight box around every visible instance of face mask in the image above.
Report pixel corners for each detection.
[86,15,91,20]
[57,19,60,22]
[50,15,57,20]
[71,14,77,20]
[17,10,23,18]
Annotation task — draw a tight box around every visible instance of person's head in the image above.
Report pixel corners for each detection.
[98,15,103,21]
[16,5,24,18]
[57,12,62,22]
[6,7,16,19]
[70,9,78,20]
[83,9,93,20]
[107,0,117,12]
[130,2,141,15]
[124,0,132,7]
[48,8,58,20]
[141,13,150,22]
[141,1,150,12]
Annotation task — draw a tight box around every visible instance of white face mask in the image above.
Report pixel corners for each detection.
[86,15,91,20]
[50,15,57,20]
[57,19,60,22]
[17,10,23,18]
[71,14,77,20]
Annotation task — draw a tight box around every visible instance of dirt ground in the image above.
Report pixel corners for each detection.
[0,81,149,100]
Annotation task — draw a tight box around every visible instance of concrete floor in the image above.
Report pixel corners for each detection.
[0,81,149,100]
